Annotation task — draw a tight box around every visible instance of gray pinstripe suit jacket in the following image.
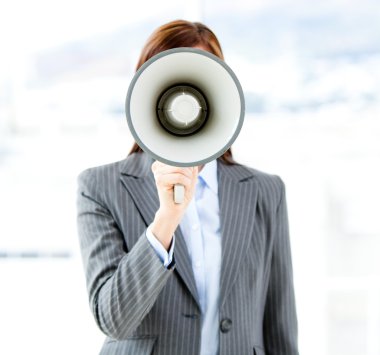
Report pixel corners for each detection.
[77,152,298,355]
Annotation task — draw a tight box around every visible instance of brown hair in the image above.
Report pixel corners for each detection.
[128,19,236,165]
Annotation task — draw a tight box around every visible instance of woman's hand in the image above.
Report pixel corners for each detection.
[150,161,198,250]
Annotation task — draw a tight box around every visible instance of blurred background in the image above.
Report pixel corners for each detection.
[0,0,379,354]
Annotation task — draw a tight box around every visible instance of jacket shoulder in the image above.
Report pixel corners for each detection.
[78,159,124,184]
[77,159,127,207]
[250,166,284,189]
[240,164,286,208]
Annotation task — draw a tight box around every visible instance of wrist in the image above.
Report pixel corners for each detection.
[156,208,183,226]
[151,210,181,250]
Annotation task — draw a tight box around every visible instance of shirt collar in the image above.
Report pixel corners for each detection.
[198,159,218,195]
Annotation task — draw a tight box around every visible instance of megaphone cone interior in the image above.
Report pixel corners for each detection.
[126,47,245,167]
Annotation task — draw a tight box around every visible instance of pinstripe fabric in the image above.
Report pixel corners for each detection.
[77,152,298,355]
[100,336,156,355]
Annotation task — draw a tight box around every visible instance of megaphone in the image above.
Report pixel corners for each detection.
[125,47,245,202]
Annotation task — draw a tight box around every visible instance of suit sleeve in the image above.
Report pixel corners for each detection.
[263,177,299,355]
[76,169,175,340]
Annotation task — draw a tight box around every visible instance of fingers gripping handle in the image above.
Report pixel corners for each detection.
[174,184,185,204]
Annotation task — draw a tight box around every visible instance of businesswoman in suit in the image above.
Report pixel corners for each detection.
[77,20,298,355]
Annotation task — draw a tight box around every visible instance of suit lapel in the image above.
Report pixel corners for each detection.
[172,228,201,309]
[120,153,200,310]
[218,161,258,307]
[119,153,159,243]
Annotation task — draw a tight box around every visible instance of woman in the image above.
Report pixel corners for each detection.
[77,20,298,355]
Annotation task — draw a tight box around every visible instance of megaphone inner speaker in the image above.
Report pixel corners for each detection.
[157,84,208,136]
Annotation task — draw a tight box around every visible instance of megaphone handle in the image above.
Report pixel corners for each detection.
[174,184,185,204]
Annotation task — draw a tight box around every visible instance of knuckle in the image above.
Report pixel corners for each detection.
[179,176,190,186]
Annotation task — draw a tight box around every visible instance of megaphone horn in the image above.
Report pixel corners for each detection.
[125,47,245,203]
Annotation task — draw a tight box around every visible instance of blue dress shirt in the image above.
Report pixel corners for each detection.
[146,160,221,355]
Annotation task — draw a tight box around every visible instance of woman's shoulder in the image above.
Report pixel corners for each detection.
[78,159,124,185]
[219,160,285,190]
[219,160,285,208]
[247,165,284,189]
[242,164,286,213]
[78,152,152,184]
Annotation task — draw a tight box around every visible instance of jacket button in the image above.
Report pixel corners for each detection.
[220,318,232,333]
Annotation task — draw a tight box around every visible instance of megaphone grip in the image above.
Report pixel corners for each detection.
[174,184,185,204]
